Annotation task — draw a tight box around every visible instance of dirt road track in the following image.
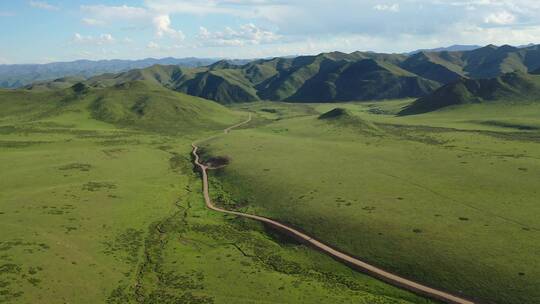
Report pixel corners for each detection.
[191,114,475,304]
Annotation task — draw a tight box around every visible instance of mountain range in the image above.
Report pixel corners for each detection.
[0,57,250,89]
[10,44,540,114]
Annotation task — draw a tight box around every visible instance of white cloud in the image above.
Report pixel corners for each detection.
[73,33,115,46]
[153,15,186,40]
[373,4,400,12]
[484,11,516,25]
[29,1,59,11]
[147,41,160,49]
[69,0,540,59]
[80,5,149,22]
[197,23,280,47]
[82,18,105,26]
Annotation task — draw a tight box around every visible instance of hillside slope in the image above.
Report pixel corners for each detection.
[1,81,241,133]
[400,72,540,115]
[401,44,540,84]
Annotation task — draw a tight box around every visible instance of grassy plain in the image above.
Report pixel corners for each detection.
[0,87,429,303]
[202,100,540,304]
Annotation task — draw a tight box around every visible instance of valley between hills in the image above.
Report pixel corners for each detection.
[1,44,540,304]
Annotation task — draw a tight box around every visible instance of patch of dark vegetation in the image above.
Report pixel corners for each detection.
[379,123,450,146]
[413,229,423,233]
[82,181,117,192]
[263,255,303,274]
[71,82,89,95]
[58,163,92,172]
[157,145,173,151]
[0,264,21,274]
[107,285,132,304]
[0,240,49,252]
[139,291,214,304]
[0,124,102,136]
[103,228,144,265]
[62,225,78,234]
[205,156,230,169]
[169,152,192,174]
[0,140,50,148]
[27,267,42,275]
[478,120,540,131]
[0,126,17,135]
[260,108,278,113]
[159,271,205,290]
[459,217,470,221]
[318,108,352,120]
[27,277,41,287]
[102,148,128,158]
[97,139,141,146]
[0,288,23,303]
[366,104,394,115]
[207,177,249,211]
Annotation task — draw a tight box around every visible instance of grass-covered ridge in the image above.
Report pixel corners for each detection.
[400,72,540,115]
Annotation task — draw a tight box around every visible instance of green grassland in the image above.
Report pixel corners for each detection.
[202,100,540,304]
[0,85,430,303]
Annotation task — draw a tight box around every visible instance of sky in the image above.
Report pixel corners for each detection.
[1,0,540,64]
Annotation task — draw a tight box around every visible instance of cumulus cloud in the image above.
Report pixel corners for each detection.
[197,23,280,47]
[153,15,185,40]
[484,11,517,25]
[29,1,59,11]
[73,33,115,45]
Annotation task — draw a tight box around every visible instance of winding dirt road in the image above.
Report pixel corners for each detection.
[191,114,475,304]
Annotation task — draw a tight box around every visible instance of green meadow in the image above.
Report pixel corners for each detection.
[0,86,430,304]
[202,100,540,304]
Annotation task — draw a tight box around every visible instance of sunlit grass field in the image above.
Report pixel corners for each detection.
[203,100,540,304]
[0,88,430,304]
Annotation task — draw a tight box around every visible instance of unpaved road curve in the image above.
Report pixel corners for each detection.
[191,114,475,304]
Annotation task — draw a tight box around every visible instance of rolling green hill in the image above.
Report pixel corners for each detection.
[1,80,243,134]
[400,72,540,115]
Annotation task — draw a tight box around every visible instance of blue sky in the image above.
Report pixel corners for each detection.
[1,0,540,64]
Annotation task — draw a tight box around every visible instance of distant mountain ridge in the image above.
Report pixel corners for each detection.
[63,51,437,103]
[15,44,540,104]
[407,45,482,55]
[0,57,251,89]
